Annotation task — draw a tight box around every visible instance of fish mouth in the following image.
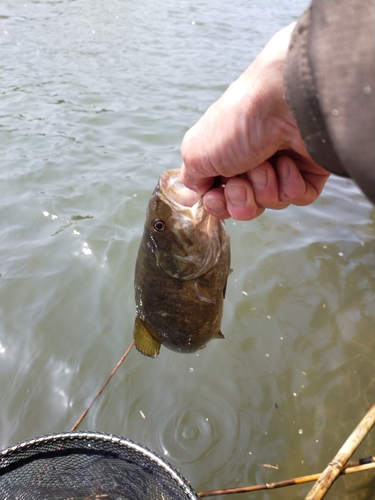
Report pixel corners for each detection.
[155,169,223,281]
[159,169,219,237]
[159,169,202,210]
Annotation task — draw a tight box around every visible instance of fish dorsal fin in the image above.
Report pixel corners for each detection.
[194,278,216,305]
[133,316,161,358]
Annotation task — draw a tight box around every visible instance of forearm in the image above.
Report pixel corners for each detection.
[284,0,375,203]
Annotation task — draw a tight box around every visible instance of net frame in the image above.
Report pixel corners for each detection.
[0,431,199,500]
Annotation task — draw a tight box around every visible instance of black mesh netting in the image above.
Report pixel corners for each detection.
[0,431,199,500]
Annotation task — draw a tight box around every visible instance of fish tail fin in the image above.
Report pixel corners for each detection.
[133,316,161,358]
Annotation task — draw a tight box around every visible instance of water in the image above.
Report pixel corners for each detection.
[1,1,375,498]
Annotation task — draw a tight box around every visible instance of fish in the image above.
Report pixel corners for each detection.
[133,169,231,357]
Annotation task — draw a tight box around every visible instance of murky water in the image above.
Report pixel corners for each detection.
[1,1,375,498]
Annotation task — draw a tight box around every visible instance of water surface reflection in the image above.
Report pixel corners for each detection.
[1,1,374,498]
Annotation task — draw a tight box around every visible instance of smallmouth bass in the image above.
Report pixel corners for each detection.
[133,169,231,357]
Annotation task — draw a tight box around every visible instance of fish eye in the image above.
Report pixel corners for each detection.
[152,219,165,232]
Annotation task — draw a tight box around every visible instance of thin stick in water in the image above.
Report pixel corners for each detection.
[197,460,375,497]
[71,340,135,431]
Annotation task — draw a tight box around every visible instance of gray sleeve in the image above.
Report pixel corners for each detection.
[284,0,375,204]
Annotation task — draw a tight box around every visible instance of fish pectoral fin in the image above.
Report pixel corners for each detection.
[223,268,233,299]
[216,330,225,339]
[133,316,161,358]
[223,277,228,299]
[194,279,216,305]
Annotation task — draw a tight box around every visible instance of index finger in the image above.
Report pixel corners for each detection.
[180,162,215,196]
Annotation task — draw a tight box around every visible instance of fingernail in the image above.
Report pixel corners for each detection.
[251,168,268,189]
[226,185,247,207]
[205,198,227,216]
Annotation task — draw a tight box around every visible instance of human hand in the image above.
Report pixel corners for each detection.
[180,24,330,220]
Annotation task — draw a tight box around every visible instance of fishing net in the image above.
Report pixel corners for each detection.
[0,431,199,500]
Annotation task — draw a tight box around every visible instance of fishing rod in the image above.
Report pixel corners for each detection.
[71,340,135,431]
[70,343,375,499]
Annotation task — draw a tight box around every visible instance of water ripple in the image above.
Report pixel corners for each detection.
[155,389,240,466]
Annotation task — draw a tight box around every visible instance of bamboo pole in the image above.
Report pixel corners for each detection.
[197,459,375,497]
[305,402,375,500]
[71,340,135,431]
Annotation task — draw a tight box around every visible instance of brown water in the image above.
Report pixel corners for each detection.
[1,1,374,498]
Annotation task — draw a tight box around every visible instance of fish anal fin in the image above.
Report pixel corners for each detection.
[194,279,216,305]
[133,316,161,358]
